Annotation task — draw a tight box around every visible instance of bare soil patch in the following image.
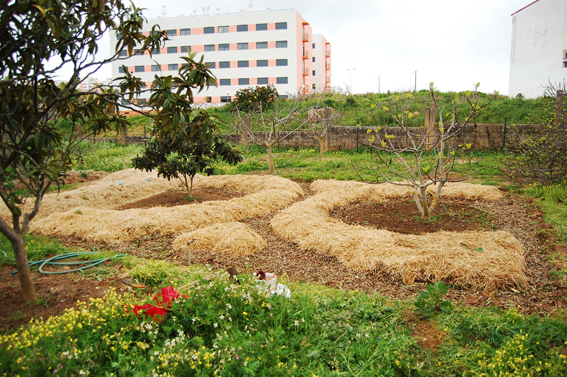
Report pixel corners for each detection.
[116,187,246,210]
[330,198,496,234]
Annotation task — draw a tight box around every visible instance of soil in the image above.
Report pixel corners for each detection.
[2,177,567,333]
[116,187,246,210]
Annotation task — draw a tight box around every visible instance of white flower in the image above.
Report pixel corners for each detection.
[214,323,218,328]
[220,315,225,320]
[226,304,232,309]
[294,320,299,326]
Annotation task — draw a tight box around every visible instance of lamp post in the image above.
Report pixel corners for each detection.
[412,71,417,92]
[347,68,356,94]
[375,76,380,94]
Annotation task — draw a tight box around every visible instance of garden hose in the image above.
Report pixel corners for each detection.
[11,252,126,275]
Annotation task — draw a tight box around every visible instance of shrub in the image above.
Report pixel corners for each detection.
[233,85,279,113]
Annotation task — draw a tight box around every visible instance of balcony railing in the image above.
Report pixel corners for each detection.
[302,33,310,42]
[325,63,331,70]
[325,50,331,57]
[302,50,310,59]
[303,68,310,76]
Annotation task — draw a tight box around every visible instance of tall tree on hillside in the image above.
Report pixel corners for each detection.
[0,0,221,301]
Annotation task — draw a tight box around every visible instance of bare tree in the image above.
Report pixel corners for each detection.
[354,83,495,219]
[234,97,315,174]
[305,106,342,157]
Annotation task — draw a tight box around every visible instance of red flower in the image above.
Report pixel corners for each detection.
[131,286,183,321]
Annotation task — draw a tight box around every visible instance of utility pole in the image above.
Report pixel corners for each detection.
[376,76,380,94]
[413,71,417,92]
[347,68,356,94]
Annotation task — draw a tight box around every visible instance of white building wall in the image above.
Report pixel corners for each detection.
[509,0,567,98]
[109,9,329,103]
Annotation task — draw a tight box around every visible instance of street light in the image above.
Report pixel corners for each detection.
[412,71,417,92]
[375,76,380,94]
[347,68,356,94]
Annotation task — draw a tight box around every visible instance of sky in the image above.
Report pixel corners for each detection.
[89,0,532,95]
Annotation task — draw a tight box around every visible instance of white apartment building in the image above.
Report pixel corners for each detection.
[508,0,567,98]
[109,9,332,104]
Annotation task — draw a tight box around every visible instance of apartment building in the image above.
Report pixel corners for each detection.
[508,0,567,98]
[109,9,332,104]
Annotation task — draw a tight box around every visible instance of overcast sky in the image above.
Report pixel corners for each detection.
[90,0,531,95]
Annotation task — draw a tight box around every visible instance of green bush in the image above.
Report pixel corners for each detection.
[233,85,279,113]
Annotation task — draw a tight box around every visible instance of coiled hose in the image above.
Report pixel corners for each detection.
[10,252,125,275]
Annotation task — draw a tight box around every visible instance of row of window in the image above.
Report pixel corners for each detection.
[120,41,288,56]
[165,22,287,36]
[120,59,289,73]
[218,77,289,86]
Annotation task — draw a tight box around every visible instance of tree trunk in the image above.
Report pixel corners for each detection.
[13,234,37,302]
[0,218,37,301]
[317,137,325,157]
[266,146,276,174]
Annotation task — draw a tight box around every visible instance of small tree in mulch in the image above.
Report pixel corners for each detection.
[354,83,496,219]
[132,114,242,198]
[500,85,567,185]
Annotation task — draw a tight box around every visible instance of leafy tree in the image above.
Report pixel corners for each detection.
[0,0,216,301]
[500,86,567,184]
[132,114,242,197]
[305,106,342,157]
[354,83,495,219]
[233,85,279,113]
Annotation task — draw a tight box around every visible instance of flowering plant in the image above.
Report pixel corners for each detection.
[132,286,185,321]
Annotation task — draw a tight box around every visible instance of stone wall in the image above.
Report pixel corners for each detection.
[97,124,543,151]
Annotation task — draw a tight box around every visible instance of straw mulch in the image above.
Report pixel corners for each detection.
[33,174,303,243]
[0,169,179,222]
[172,222,267,256]
[270,180,525,290]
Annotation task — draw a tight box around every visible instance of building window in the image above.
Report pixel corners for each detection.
[205,44,215,51]
[237,24,248,32]
[257,60,268,67]
[312,57,315,62]
[279,95,288,99]
[151,65,160,71]
[276,22,287,30]
[135,66,144,72]
[181,46,190,53]
[167,46,177,54]
[180,28,190,35]
[220,79,231,86]
[239,78,250,85]
[238,61,249,68]
[135,49,144,55]
[219,43,230,51]
[276,40,287,48]
[138,98,147,105]
[312,43,315,48]
[257,77,269,85]
[151,48,160,55]
[276,59,288,66]
[116,33,122,39]
[277,77,288,84]
[119,50,127,57]
[221,96,232,103]
[168,63,178,71]
[118,66,125,73]
[564,50,567,68]
[256,23,267,31]
[205,97,212,103]
[219,25,229,33]
[312,70,316,76]
[205,62,216,69]
[237,43,249,50]
[256,41,268,49]
[312,84,316,89]
[219,61,230,68]
[167,29,177,37]
[204,26,215,34]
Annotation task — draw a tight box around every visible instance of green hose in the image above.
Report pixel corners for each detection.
[11,252,126,275]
